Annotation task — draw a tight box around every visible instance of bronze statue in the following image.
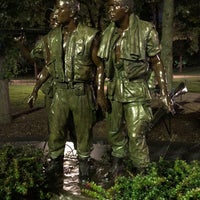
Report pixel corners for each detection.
[27,0,107,187]
[97,0,174,177]
[15,8,59,142]
[15,8,59,110]
[28,9,59,109]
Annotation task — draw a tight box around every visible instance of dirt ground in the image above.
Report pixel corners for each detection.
[0,92,200,144]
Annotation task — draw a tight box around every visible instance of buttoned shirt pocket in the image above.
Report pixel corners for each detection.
[75,39,85,56]
[124,61,149,80]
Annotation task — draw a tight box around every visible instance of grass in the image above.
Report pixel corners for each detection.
[173,66,200,93]
[9,84,45,113]
[8,66,199,113]
[172,79,200,93]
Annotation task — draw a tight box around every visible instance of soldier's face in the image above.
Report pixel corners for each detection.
[56,0,72,24]
[50,9,59,28]
[107,0,127,22]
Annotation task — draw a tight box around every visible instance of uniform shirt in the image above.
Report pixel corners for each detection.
[98,14,161,103]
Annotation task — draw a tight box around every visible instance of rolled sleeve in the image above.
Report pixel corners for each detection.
[30,39,45,60]
[146,28,161,57]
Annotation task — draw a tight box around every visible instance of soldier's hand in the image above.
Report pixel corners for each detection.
[161,95,175,115]
[97,94,111,114]
[27,92,38,108]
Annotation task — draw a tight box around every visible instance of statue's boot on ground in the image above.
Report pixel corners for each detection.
[45,155,64,194]
[104,156,125,184]
[78,157,91,186]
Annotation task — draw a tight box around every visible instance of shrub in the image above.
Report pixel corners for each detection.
[0,144,52,200]
[82,159,200,200]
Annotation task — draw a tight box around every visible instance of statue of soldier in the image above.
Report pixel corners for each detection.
[15,8,59,113]
[27,0,108,188]
[97,0,174,177]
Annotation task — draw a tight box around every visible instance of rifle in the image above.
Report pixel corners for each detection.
[170,81,188,101]
[149,81,188,136]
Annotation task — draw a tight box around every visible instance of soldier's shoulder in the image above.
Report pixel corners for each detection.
[78,23,98,35]
[47,26,61,37]
[138,17,155,29]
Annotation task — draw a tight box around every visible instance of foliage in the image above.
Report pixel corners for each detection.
[0,0,54,79]
[0,144,52,200]
[1,0,200,79]
[0,0,150,79]
[79,0,149,30]
[174,0,200,54]
[0,0,49,28]
[82,159,200,200]
[175,0,200,28]
[1,41,31,79]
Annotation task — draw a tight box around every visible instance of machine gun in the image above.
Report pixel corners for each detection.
[149,81,188,136]
[170,81,188,104]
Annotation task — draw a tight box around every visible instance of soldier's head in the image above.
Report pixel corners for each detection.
[107,0,134,22]
[49,8,59,28]
[56,0,80,25]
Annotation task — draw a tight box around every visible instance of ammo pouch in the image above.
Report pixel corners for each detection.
[40,77,54,97]
[124,60,149,80]
[74,83,85,96]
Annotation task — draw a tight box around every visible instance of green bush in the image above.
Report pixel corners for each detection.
[0,144,52,200]
[83,159,200,200]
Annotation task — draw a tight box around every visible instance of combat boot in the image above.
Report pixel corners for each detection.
[78,157,91,185]
[45,155,64,175]
[45,156,64,193]
[112,156,125,176]
[109,156,125,179]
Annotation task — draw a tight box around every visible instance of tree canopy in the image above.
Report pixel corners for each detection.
[177,0,200,52]
[0,0,200,79]
[0,0,55,78]
[0,0,150,78]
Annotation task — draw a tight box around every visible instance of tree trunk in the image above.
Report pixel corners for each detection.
[0,57,11,124]
[160,0,174,90]
[0,80,11,124]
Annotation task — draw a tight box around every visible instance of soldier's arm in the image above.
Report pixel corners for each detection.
[27,67,50,108]
[150,54,174,114]
[91,34,110,113]
[14,35,35,65]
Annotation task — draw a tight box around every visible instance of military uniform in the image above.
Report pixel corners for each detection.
[98,14,161,169]
[30,36,54,113]
[43,23,98,160]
